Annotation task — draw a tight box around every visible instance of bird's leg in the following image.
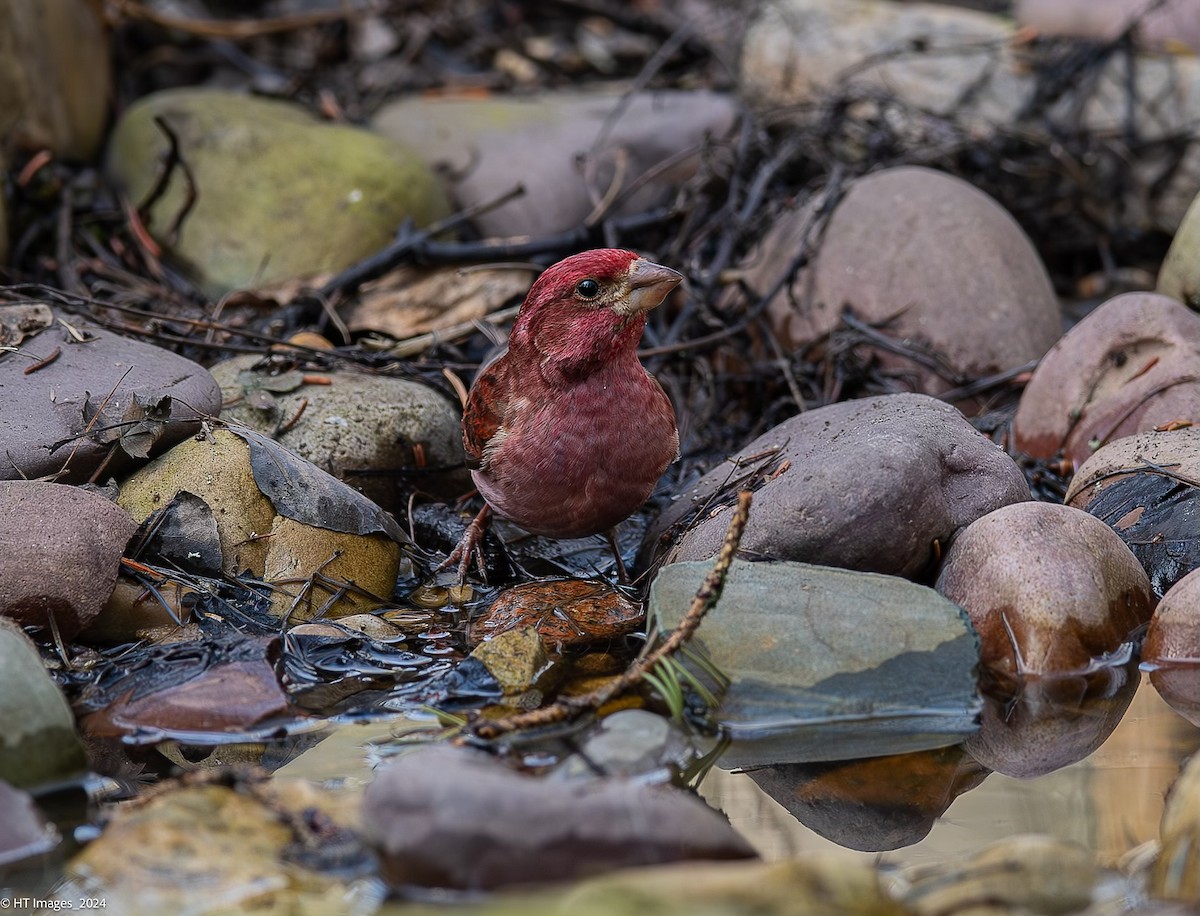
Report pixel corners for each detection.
[606,527,629,585]
[438,504,492,584]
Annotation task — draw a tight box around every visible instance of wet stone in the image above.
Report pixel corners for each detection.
[468,578,644,650]
[1144,568,1200,726]
[648,393,1030,581]
[1067,428,1200,598]
[748,745,990,852]
[0,306,222,484]
[78,636,305,741]
[468,625,557,699]
[551,709,696,783]
[650,559,980,768]
[0,480,138,639]
[937,502,1155,685]
[361,743,757,890]
[964,657,1141,778]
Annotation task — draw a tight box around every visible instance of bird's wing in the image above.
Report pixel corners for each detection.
[462,356,511,471]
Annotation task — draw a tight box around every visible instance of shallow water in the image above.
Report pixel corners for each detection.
[700,675,1200,867]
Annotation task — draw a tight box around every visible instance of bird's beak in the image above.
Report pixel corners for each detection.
[616,258,684,316]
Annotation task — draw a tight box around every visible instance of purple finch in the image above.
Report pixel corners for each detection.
[445,248,682,580]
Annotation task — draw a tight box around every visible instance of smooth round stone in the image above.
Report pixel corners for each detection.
[935,502,1155,680]
[1013,292,1200,468]
[361,744,755,890]
[1144,568,1200,665]
[746,167,1061,405]
[211,354,467,510]
[0,481,138,639]
[374,90,737,238]
[1144,569,1200,727]
[107,88,450,294]
[964,658,1140,778]
[0,305,222,484]
[648,393,1030,581]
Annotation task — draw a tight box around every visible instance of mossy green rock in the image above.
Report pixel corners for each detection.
[107,89,451,294]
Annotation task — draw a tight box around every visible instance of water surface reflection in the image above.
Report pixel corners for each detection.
[700,676,1199,867]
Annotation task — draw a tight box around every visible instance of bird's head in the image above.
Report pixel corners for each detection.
[509,249,683,375]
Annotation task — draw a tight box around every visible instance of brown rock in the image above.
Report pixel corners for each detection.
[1145,569,1200,664]
[469,578,643,649]
[748,167,1060,404]
[361,744,756,890]
[1144,569,1200,726]
[0,481,138,638]
[1013,292,1200,469]
[964,659,1140,778]
[748,745,990,852]
[935,502,1155,681]
[648,393,1030,580]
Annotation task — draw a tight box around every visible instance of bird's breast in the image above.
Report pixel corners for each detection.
[473,361,677,538]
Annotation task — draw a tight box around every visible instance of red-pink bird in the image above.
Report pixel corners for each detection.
[443,248,682,581]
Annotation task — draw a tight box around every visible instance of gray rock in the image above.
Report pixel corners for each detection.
[0,306,221,483]
[0,619,86,789]
[374,89,738,238]
[748,167,1061,405]
[210,354,467,509]
[553,709,696,783]
[0,481,138,638]
[361,744,756,890]
[107,88,450,294]
[647,393,1030,580]
[650,559,980,767]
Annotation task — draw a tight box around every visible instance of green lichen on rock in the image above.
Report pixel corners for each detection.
[107,88,451,294]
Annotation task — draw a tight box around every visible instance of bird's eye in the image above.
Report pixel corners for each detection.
[575,278,601,299]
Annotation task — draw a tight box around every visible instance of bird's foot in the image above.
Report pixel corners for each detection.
[606,528,629,585]
[438,505,492,585]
